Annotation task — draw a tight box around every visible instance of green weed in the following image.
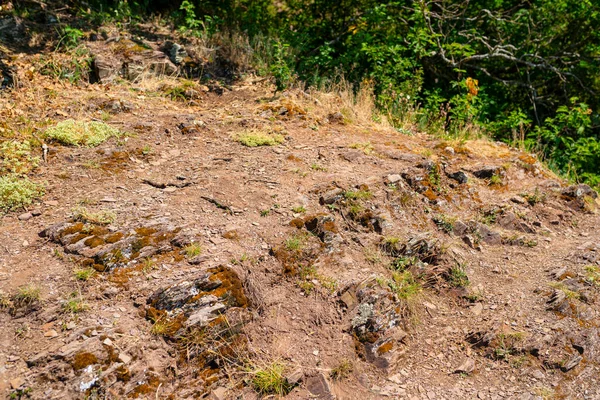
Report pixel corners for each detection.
[250,362,291,396]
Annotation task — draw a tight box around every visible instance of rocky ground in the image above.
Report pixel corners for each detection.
[1,7,600,400]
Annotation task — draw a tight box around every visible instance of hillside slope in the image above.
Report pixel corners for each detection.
[1,16,600,400]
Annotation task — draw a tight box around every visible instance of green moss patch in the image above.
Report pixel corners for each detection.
[0,174,44,212]
[44,120,122,147]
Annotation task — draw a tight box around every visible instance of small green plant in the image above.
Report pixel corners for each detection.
[270,41,293,93]
[284,234,305,251]
[13,285,41,307]
[432,214,455,233]
[493,332,526,360]
[349,142,374,155]
[141,258,157,274]
[73,267,96,281]
[489,174,503,186]
[62,293,89,314]
[235,130,284,147]
[0,174,45,212]
[382,271,422,300]
[250,362,292,396]
[428,166,441,190]
[291,205,306,213]
[344,189,372,200]
[184,243,202,258]
[448,263,470,287]
[297,280,315,294]
[142,145,153,156]
[260,209,270,217]
[44,120,122,147]
[310,163,327,171]
[364,247,384,265]
[390,256,418,271]
[521,188,547,206]
[549,282,581,300]
[151,316,178,337]
[71,206,116,225]
[56,25,85,50]
[585,265,600,286]
[330,359,353,380]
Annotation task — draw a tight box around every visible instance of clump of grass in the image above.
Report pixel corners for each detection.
[141,144,153,155]
[382,271,422,300]
[141,258,157,275]
[44,120,122,147]
[447,263,470,287]
[349,142,374,155]
[521,188,547,206]
[73,267,96,281]
[549,282,581,300]
[390,256,418,271]
[0,174,45,212]
[13,285,41,307]
[184,243,202,258]
[291,205,306,213]
[62,293,88,314]
[493,332,526,360]
[250,362,291,396]
[344,189,372,200]
[330,359,353,380]
[71,206,116,225]
[585,265,600,286]
[310,163,327,171]
[489,174,503,186]
[432,214,456,233]
[150,316,179,337]
[260,209,270,217]
[284,234,305,251]
[235,130,284,147]
[364,247,384,265]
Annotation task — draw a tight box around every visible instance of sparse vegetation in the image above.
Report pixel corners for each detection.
[493,332,526,361]
[250,362,291,396]
[344,189,372,200]
[549,282,581,300]
[489,174,503,186]
[381,271,422,300]
[71,206,116,225]
[73,267,96,281]
[62,293,89,314]
[521,188,547,206]
[0,174,45,212]
[183,242,202,258]
[44,120,122,147]
[585,265,600,286]
[13,285,41,308]
[284,234,305,251]
[291,205,306,213]
[260,209,270,217]
[235,130,284,147]
[349,142,374,155]
[150,316,179,337]
[447,263,470,287]
[432,214,455,233]
[330,359,353,380]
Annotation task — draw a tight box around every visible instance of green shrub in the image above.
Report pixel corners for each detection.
[44,120,122,147]
[0,174,44,212]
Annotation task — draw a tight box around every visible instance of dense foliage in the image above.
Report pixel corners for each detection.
[85,0,600,187]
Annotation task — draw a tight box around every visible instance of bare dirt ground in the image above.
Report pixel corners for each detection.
[1,16,600,400]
